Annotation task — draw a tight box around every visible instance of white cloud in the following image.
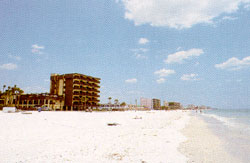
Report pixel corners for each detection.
[0,63,17,70]
[8,54,21,61]
[222,16,238,20]
[181,73,200,81]
[135,53,148,59]
[138,38,149,44]
[125,78,137,83]
[215,56,250,70]
[165,48,204,64]
[31,44,44,54]
[154,68,175,77]
[121,0,250,29]
[131,48,149,59]
[156,78,166,84]
[131,48,149,53]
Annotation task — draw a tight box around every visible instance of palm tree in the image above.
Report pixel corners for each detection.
[120,102,126,107]
[114,99,119,105]
[2,85,24,107]
[3,85,6,93]
[18,88,24,94]
[12,85,24,107]
[108,97,112,110]
[108,97,112,104]
[3,86,11,106]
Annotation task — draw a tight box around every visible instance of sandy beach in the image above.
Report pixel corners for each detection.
[0,110,238,163]
[179,113,240,163]
[0,111,189,163]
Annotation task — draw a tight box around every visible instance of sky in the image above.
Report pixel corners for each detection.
[0,0,250,109]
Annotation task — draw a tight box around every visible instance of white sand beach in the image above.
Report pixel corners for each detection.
[0,111,189,163]
[0,110,238,163]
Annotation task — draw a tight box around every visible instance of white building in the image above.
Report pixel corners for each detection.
[140,97,152,109]
[163,101,169,107]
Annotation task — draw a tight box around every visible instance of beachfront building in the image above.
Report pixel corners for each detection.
[187,104,196,110]
[168,102,181,110]
[0,95,4,109]
[50,73,101,111]
[17,93,64,110]
[140,97,152,109]
[152,98,161,110]
[99,103,128,111]
[198,105,207,110]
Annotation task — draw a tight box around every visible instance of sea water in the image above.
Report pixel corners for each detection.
[200,109,250,162]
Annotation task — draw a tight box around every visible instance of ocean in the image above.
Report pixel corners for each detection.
[200,109,250,162]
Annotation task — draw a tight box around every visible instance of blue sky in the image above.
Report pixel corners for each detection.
[0,0,250,109]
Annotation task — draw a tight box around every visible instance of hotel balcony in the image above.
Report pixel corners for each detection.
[88,98,99,102]
[80,81,87,85]
[88,83,100,88]
[79,92,86,96]
[86,93,93,96]
[73,81,81,84]
[91,89,100,93]
[93,84,100,88]
[86,78,100,84]
[73,97,80,101]
[91,94,100,97]
[73,86,80,89]
[73,91,80,95]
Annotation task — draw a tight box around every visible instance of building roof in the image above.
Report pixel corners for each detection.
[51,73,101,80]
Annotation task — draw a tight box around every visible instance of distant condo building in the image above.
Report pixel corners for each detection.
[187,104,196,110]
[198,105,207,110]
[152,98,161,110]
[140,97,152,109]
[50,73,100,111]
[168,102,181,110]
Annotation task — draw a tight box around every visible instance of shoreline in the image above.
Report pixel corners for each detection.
[179,112,240,163]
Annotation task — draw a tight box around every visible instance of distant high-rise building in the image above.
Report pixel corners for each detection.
[152,98,161,110]
[163,101,169,107]
[187,104,196,109]
[140,97,152,109]
[50,73,100,111]
[168,102,181,110]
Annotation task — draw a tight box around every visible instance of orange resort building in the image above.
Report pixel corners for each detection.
[0,73,101,111]
[50,73,100,111]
